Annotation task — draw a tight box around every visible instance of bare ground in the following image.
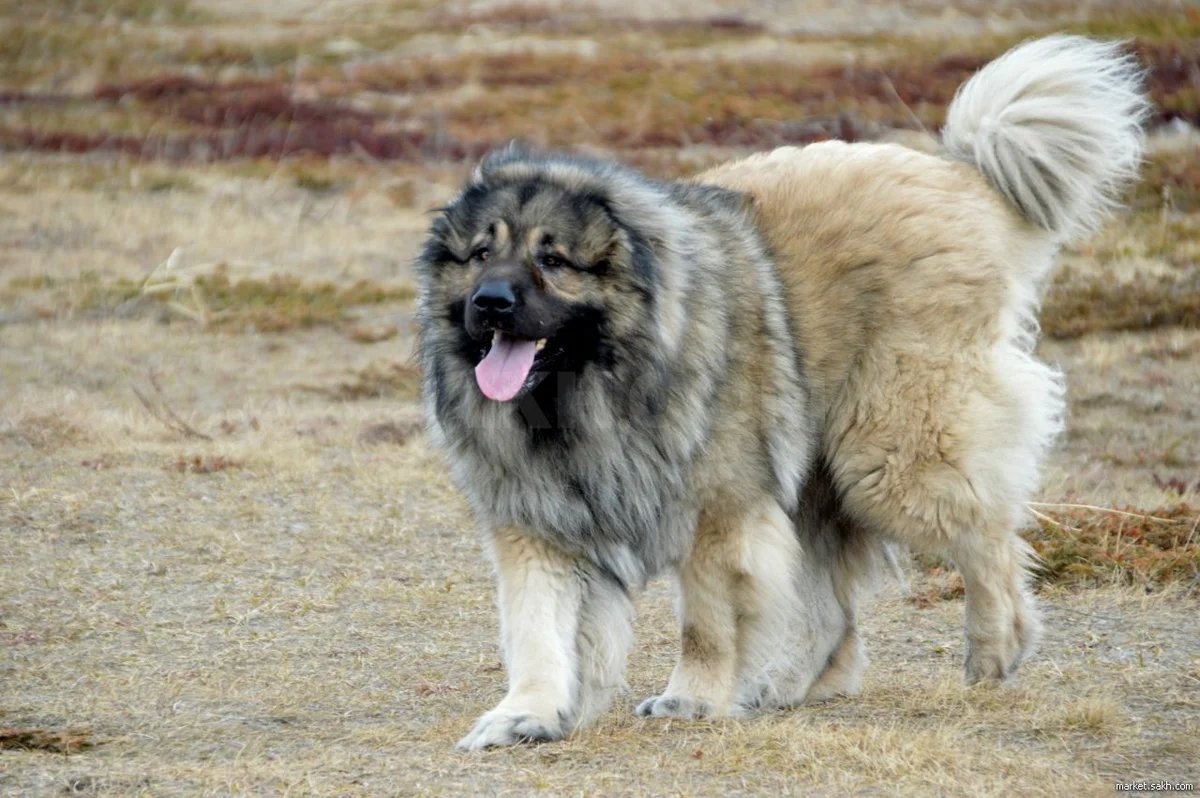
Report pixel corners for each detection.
[2,1,1199,795]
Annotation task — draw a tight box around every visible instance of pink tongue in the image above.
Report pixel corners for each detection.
[475,335,539,401]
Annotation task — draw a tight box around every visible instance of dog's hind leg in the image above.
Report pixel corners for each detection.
[951,530,1042,682]
[785,470,878,706]
[457,527,583,750]
[826,346,1058,683]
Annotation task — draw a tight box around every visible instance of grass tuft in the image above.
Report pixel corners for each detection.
[2,273,143,315]
[906,571,965,607]
[0,414,86,450]
[1057,697,1124,736]
[346,323,399,344]
[188,273,414,332]
[1026,504,1200,591]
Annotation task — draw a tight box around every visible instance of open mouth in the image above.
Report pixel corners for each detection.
[474,331,552,402]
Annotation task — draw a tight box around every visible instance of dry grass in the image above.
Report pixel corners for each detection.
[168,454,242,473]
[300,361,422,401]
[1042,270,1200,339]
[3,3,1199,162]
[2,266,415,332]
[162,271,416,333]
[1,0,1198,795]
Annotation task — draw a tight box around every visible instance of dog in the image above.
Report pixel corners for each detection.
[415,35,1148,749]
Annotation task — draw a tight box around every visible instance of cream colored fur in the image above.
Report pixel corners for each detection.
[697,35,1146,683]
[458,528,637,749]
[458,530,583,750]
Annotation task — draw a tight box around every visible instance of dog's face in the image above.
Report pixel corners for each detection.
[420,162,658,405]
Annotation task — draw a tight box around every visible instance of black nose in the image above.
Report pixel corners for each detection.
[472,279,517,314]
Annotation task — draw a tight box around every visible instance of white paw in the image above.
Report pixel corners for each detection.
[635,694,714,720]
[456,705,567,750]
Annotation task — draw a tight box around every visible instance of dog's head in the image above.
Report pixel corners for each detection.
[418,148,689,405]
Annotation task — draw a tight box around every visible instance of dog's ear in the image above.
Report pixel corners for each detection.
[469,156,487,186]
[471,140,534,186]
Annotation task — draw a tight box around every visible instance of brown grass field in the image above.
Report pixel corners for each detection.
[2,0,1199,795]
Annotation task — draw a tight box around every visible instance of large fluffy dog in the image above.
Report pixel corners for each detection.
[416,36,1147,749]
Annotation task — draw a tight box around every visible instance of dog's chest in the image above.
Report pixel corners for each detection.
[449,411,694,575]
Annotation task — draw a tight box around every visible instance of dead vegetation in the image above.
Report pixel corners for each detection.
[0,414,85,450]
[1,273,144,317]
[918,502,1200,599]
[0,727,94,755]
[170,271,415,333]
[906,569,966,607]
[345,323,399,344]
[1027,504,1200,591]
[3,6,1200,163]
[357,419,422,446]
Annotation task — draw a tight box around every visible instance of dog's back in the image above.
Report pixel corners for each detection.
[698,139,1027,408]
[698,34,1148,412]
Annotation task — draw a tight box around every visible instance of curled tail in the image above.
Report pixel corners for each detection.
[942,35,1150,244]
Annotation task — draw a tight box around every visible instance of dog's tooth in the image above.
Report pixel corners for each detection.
[535,339,547,351]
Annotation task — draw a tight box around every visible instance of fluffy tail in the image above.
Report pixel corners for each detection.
[942,35,1149,244]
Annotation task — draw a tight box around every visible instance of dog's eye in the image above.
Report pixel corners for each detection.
[471,246,490,262]
[540,253,570,270]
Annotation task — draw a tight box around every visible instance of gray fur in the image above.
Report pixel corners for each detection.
[418,150,821,586]
[419,149,877,747]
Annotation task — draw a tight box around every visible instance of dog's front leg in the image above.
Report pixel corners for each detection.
[636,509,742,720]
[637,500,820,720]
[457,527,582,750]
